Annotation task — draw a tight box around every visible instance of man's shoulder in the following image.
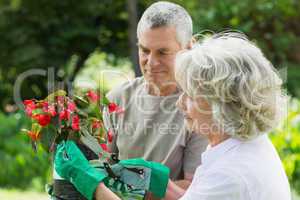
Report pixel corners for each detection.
[106,77,144,101]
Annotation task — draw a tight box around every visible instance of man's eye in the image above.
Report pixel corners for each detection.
[141,49,149,54]
[159,50,170,55]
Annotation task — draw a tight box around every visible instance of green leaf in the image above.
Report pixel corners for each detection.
[45,90,67,102]
[40,125,56,152]
[74,94,89,104]
[101,95,110,105]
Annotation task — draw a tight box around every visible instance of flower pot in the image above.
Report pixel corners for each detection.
[51,143,98,200]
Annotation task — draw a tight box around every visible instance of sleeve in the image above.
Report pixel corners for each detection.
[183,132,208,174]
[180,170,249,200]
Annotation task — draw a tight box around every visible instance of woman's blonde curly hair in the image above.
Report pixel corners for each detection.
[175,31,287,140]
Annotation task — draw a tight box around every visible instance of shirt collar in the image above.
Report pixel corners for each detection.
[201,137,242,166]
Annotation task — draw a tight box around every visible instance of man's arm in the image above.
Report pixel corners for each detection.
[174,172,193,189]
[95,183,121,200]
[182,132,208,181]
[146,173,191,200]
[173,132,207,190]
[165,180,186,200]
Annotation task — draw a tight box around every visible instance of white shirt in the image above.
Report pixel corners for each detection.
[180,134,291,200]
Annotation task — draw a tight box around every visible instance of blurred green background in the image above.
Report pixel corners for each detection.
[0,0,299,199]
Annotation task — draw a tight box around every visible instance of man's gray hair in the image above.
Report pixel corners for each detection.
[175,32,287,140]
[137,1,193,47]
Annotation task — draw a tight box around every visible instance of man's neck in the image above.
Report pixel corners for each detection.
[146,82,178,96]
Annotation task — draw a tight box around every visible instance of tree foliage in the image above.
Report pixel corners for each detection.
[270,99,300,194]
[0,0,129,109]
[0,111,51,190]
[0,0,300,110]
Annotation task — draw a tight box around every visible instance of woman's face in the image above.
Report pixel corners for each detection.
[176,93,214,135]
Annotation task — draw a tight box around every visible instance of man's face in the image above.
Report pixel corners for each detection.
[138,26,182,88]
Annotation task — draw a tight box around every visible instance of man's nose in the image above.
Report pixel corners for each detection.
[148,53,160,67]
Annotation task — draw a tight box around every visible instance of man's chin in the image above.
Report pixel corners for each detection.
[145,77,167,86]
[146,74,164,81]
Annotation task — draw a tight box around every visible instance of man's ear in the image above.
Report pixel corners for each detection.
[186,37,196,49]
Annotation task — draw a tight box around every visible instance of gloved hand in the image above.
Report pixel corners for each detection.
[54,140,107,200]
[116,158,170,198]
[55,140,170,199]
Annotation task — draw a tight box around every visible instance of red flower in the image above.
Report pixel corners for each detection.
[42,102,57,117]
[115,107,124,114]
[23,100,36,116]
[108,102,124,114]
[27,131,40,141]
[107,129,114,143]
[56,96,65,105]
[58,101,75,121]
[67,101,76,112]
[41,101,49,108]
[47,105,57,117]
[59,109,69,120]
[108,102,117,113]
[71,115,80,131]
[24,100,35,106]
[86,91,100,102]
[33,114,51,127]
[92,120,102,129]
[100,143,109,152]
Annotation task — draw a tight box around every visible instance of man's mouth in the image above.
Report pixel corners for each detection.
[147,71,165,74]
[144,68,166,73]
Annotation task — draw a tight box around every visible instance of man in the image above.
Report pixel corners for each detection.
[53,2,207,200]
[103,1,207,188]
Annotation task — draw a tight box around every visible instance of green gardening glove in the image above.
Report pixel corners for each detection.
[54,140,107,200]
[118,158,170,198]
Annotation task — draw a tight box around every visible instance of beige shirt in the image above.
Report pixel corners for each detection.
[103,77,208,180]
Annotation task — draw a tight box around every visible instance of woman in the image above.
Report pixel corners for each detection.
[55,32,291,200]
[165,32,291,200]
